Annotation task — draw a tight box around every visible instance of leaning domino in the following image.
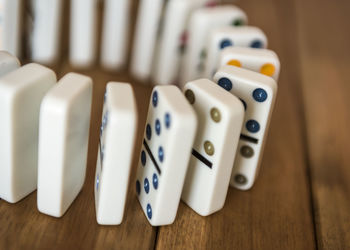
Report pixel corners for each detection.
[70,0,98,67]
[204,26,268,78]
[37,73,92,217]
[0,51,20,76]
[0,0,22,56]
[213,65,277,190]
[220,47,281,81]
[179,5,247,87]
[136,86,197,226]
[0,63,56,203]
[101,0,131,70]
[130,0,165,81]
[181,79,244,216]
[31,0,63,64]
[152,0,219,85]
[95,82,138,225]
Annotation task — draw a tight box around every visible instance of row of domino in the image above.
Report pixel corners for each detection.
[0,47,277,226]
[0,1,280,84]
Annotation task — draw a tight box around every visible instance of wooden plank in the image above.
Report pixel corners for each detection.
[155,1,316,249]
[294,0,350,248]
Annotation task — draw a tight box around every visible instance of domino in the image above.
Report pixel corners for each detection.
[179,5,247,87]
[213,65,277,190]
[152,0,219,85]
[70,0,98,68]
[130,0,166,81]
[31,0,63,64]
[0,0,22,56]
[101,0,131,70]
[0,63,56,203]
[204,26,268,79]
[95,82,138,225]
[37,73,92,217]
[0,51,20,76]
[220,47,281,81]
[136,86,197,226]
[181,79,244,216]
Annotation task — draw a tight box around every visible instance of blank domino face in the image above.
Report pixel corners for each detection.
[37,73,92,217]
[181,79,244,216]
[130,0,165,81]
[204,26,268,79]
[152,0,219,85]
[31,0,63,64]
[179,5,247,87]
[213,65,277,190]
[0,0,22,56]
[101,0,131,70]
[0,63,56,203]
[70,0,98,67]
[95,82,138,225]
[220,47,281,81]
[0,51,20,76]
[136,86,197,226]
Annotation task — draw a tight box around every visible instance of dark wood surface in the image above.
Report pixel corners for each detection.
[0,0,349,249]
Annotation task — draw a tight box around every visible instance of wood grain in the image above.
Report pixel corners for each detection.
[294,0,350,249]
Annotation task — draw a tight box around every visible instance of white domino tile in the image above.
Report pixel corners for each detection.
[181,79,244,216]
[31,0,63,64]
[0,51,20,76]
[213,65,277,190]
[101,0,131,70]
[136,86,197,226]
[204,26,268,79]
[179,5,247,88]
[95,82,138,225]
[220,47,281,81]
[37,73,92,217]
[0,63,56,203]
[0,0,22,57]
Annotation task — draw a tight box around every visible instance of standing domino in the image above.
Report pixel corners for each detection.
[136,86,197,225]
[70,0,98,67]
[220,47,281,81]
[213,65,277,190]
[181,79,244,216]
[179,5,247,87]
[152,0,219,85]
[0,64,56,203]
[31,0,63,64]
[101,0,131,70]
[204,26,268,78]
[95,82,138,225]
[0,51,20,76]
[38,73,92,217]
[130,0,165,81]
[0,0,22,56]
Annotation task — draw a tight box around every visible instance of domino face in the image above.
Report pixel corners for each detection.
[37,73,92,217]
[0,51,20,76]
[204,26,268,79]
[179,5,247,87]
[136,86,197,226]
[101,0,131,70]
[31,0,63,64]
[213,65,277,190]
[152,0,219,85]
[94,82,138,225]
[0,63,56,203]
[130,0,165,81]
[181,79,244,216]
[0,0,22,56]
[220,47,281,81]
[70,0,98,68]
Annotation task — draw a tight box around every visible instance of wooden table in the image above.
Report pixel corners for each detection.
[1,0,349,249]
